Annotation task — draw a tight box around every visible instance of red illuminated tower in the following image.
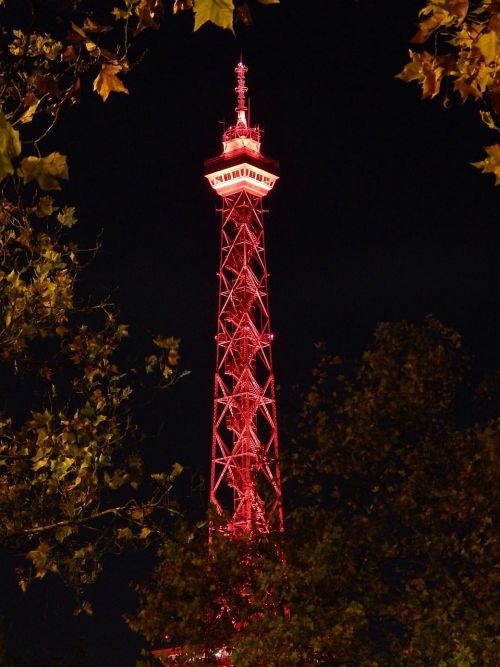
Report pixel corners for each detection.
[153,62,282,666]
[205,61,283,540]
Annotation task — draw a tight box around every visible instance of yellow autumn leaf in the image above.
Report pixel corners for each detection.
[112,7,131,20]
[36,195,56,218]
[93,62,129,102]
[477,30,499,66]
[479,110,498,130]
[19,152,69,190]
[116,527,133,540]
[169,461,184,480]
[32,458,48,471]
[57,205,77,227]
[396,50,448,99]
[19,99,40,124]
[0,112,21,181]
[135,0,161,33]
[194,0,234,32]
[472,144,500,184]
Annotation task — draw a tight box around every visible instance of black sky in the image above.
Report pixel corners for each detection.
[2,0,500,664]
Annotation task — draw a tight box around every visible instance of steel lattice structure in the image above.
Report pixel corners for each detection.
[205,62,283,539]
[154,61,282,666]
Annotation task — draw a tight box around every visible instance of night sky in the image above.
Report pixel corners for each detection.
[2,0,500,664]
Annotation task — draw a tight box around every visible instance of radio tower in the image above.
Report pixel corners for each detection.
[154,61,282,666]
[205,61,283,541]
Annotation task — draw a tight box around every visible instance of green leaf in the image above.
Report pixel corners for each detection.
[194,0,234,32]
[0,112,21,182]
[19,152,69,190]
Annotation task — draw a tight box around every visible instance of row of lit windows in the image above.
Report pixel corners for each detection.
[210,167,273,186]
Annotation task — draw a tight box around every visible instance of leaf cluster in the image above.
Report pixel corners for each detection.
[398,1,500,183]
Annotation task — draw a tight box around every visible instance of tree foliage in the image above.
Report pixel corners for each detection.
[173,0,279,33]
[398,1,500,183]
[0,0,185,596]
[129,318,499,666]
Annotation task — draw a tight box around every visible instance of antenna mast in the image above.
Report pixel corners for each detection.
[235,60,248,127]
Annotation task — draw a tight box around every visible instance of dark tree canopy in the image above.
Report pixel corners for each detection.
[130,318,499,666]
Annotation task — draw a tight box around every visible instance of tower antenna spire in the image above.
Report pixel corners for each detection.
[235,59,248,128]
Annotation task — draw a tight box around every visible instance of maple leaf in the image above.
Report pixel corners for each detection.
[93,63,129,102]
[411,1,468,44]
[477,30,500,65]
[135,0,162,34]
[396,50,453,99]
[36,195,56,218]
[412,8,448,43]
[57,205,78,228]
[194,0,235,32]
[471,144,500,184]
[19,152,69,190]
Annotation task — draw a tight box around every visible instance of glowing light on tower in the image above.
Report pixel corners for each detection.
[205,61,283,539]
